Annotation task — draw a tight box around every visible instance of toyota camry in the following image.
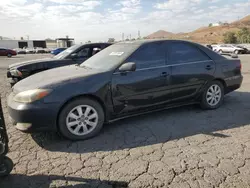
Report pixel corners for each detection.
[7,40,243,140]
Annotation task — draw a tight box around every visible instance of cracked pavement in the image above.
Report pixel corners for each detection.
[0,55,250,188]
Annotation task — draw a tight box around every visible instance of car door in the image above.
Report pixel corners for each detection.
[111,42,171,114]
[225,45,233,53]
[168,42,215,103]
[0,49,7,56]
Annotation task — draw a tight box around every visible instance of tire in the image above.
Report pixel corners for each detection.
[7,54,12,58]
[234,50,239,54]
[58,98,104,140]
[200,81,224,110]
[0,156,14,177]
[218,50,223,54]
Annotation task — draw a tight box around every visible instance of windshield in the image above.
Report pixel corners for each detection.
[80,43,140,70]
[53,45,81,59]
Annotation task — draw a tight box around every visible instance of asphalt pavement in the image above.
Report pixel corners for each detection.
[0,54,250,188]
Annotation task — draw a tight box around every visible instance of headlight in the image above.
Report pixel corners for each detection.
[10,69,22,77]
[13,89,52,103]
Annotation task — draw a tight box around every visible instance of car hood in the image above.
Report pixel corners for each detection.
[9,58,55,69]
[13,65,103,93]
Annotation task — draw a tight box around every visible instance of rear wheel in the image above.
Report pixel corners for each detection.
[0,157,13,177]
[58,98,104,140]
[7,54,12,58]
[218,50,223,54]
[201,81,224,110]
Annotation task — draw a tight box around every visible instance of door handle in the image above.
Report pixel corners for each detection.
[161,72,169,77]
[205,65,213,70]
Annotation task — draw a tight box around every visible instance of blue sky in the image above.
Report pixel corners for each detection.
[0,0,250,43]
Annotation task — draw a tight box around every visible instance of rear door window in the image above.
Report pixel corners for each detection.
[169,42,210,64]
[127,42,166,69]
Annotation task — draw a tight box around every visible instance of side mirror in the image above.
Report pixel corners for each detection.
[70,53,78,59]
[118,62,136,72]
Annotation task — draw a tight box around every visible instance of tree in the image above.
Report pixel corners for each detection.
[208,23,213,27]
[236,27,250,43]
[223,32,237,44]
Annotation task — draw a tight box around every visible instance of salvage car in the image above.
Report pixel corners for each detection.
[213,44,245,54]
[0,48,17,57]
[7,40,243,140]
[7,43,112,84]
[51,48,67,55]
[234,45,249,54]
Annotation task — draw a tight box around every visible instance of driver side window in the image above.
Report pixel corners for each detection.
[76,48,90,58]
[127,42,166,70]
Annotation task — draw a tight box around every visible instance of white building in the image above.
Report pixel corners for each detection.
[0,37,75,49]
[0,40,34,49]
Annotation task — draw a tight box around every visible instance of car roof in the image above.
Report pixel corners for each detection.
[79,42,112,46]
[116,39,203,46]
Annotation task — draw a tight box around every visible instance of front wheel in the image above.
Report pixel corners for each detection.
[234,50,239,54]
[0,157,14,177]
[58,98,104,140]
[7,54,12,58]
[201,81,224,110]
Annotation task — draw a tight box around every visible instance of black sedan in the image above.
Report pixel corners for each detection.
[7,40,243,140]
[7,43,112,84]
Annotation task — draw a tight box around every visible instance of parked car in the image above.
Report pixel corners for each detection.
[0,48,17,57]
[51,48,67,55]
[35,48,46,54]
[205,44,213,50]
[7,43,112,85]
[7,40,243,140]
[44,48,51,53]
[25,48,35,54]
[213,44,245,54]
[234,45,249,54]
[14,48,26,54]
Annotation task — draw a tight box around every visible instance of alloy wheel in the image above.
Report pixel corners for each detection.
[66,105,98,136]
[206,84,222,106]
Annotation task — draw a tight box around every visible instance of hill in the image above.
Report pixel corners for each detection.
[146,14,250,44]
[146,30,174,39]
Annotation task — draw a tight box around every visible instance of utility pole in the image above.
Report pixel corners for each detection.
[138,30,141,39]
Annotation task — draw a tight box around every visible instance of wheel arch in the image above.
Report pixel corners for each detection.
[56,94,107,130]
[213,78,226,88]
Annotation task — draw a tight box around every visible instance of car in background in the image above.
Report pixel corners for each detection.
[234,45,249,54]
[44,48,51,53]
[205,44,213,50]
[7,43,112,84]
[35,48,46,54]
[7,40,243,140]
[0,48,17,57]
[13,48,26,54]
[51,48,67,55]
[213,44,245,54]
[25,48,36,54]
